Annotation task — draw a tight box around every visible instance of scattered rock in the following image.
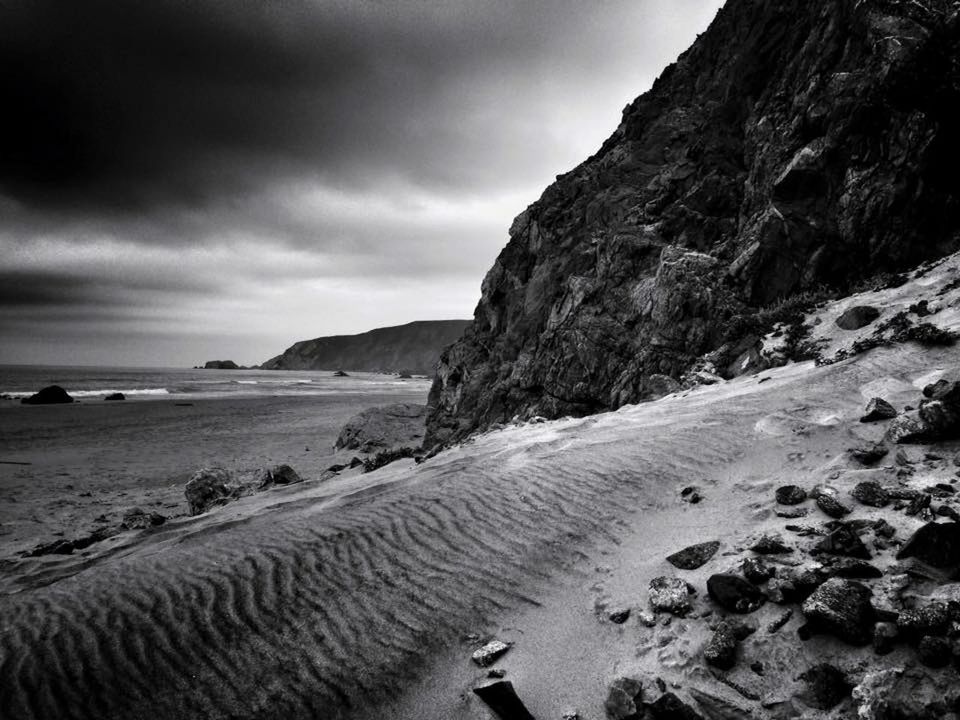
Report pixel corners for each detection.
[917,636,952,668]
[897,603,951,643]
[750,534,792,555]
[810,484,838,500]
[886,413,931,444]
[608,608,631,624]
[849,442,889,465]
[742,557,775,584]
[707,574,766,614]
[645,692,704,719]
[487,668,506,679]
[801,578,874,645]
[649,577,696,617]
[860,397,897,423]
[768,610,793,633]
[184,467,234,515]
[637,610,657,627]
[21,385,74,405]
[775,507,809,519]
[472,640,512,667]
[775,485,807,505]
[257,464,303,487]
[704,621,740,670]
[813,525,871,560]
[681,486,703,504]
[873,622,898,655]
[605,677,644,720]
[796,664,851,711]
[472,681,536,720]
[896,522,960,570]
[667,540,720,570]
[121,507,166,530]
[827,558,882,579]
[104,392,125,401]
[836,306,880,330]
[332,370,350,377]
[851,481,890,508]
[816,494,850,519]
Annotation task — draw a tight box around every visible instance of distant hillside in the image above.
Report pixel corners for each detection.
[260,320,471,374]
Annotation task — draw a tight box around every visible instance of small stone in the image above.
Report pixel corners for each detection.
[850,481,890,508]
[905,494,932,516]
[750,534,792,555]
[860,398,898,423]
[917,636,952,668]
[751,661,765,675]
[666,540,720,570]
[775,485,807,505]
[897,603,951,642]
[472,640,511,667]
[604,677,644,720]
[873,622,898,655]
[768,609,793,633]
[849,442,889,465]
[816,494,850,519]
[742,557,775,584]
[608,608,631,624]
[649,577,695,617]
[707,574,766,614]
[487,668,505,679]
[638,610,657,627]
[810,484,838,499]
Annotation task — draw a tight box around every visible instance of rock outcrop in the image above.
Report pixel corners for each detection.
[334,404,427,453]
[426,0,960,445]
[21,385,74,405]
[261,320,470,375]
[203,360,240,369]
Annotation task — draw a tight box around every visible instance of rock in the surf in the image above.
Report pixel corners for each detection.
[20,385,74,405]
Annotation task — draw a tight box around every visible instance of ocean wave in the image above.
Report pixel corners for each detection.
[3,388,171,399]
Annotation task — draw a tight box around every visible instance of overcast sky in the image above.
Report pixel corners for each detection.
[0,0,724,367]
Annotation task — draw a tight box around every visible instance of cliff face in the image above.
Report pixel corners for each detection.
[260,320,470,375]
[426,0,960,445]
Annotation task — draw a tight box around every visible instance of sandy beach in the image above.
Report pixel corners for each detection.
[0,388,429,564]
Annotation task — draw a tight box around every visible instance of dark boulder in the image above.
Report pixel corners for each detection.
[917,636,952,668]
[121,507,166,530]
[796,664,851,711]
[472,681,536,720]
[704,621,740,670]
[21,385,74,405]
[649,577,696,617]
[666,540,720,570]
[896,522,960,570]
[644,692,704,719]
[897,603,951,643]
[885,412,932,444]
[707,574,766,614]
[333,370,350,377]
[835,306,880,331]
[873,621,899,655]
[860,397,897,423]
[850,482,890,508]
[827,558,882,579]
[742,557,775,584]
[801,578,874,645]
[775,485,807,505]
[104,392,125,401]
[848,442,889,465]
[750,534,792,555]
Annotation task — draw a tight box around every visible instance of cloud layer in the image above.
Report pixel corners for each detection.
[0,0,724,366]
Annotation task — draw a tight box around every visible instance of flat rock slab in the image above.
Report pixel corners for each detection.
[472,640,512,667]
[666,540,721,570]
[473,681,536,720]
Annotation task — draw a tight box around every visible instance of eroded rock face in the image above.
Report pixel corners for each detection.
[425,1,960,445]
[335,404,427,454]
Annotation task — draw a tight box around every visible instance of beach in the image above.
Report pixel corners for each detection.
[0,380,430,564]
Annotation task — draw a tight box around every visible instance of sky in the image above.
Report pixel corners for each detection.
[0,0,725,367]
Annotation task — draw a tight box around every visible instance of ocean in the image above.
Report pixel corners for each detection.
[0,365,432,402]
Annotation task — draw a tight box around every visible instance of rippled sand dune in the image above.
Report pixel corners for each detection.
[0,341,955,719]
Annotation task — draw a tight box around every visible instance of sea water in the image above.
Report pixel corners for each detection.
[0,365,431,402]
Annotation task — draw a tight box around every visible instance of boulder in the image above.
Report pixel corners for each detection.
[104,392,125,401]
[257,464,303,487]
[750,534,792,555]
[827,558,882,579]
[917,636,952,668]
[666,540,720,570]
[796,664,851,711]
[886,412,932,444]
[850,481,890,508]
[873,622,898,655]
[472,681,536,720]
[835,306,880,330]
[848,442,889,465]
[644,692,704,719]
[184,467,234,515]
[775,485,807,505]
[332,370,349,377]
[742,557,774,584]
[707,574,766,614]
[801,578,874,645]
[816,494,850,519]
[649,577,696,617]
[334,403,427,454]
[21,385,74,405]
[860,397,897,423]
[896,522,960,570]
[897,603,951,643]
[918,382,960,438]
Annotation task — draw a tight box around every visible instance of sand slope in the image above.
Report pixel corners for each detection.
[3,261,960,719]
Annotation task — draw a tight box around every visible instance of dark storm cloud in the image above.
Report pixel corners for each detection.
[0,0,726,365]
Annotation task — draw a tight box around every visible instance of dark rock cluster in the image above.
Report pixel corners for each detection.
[426,0,960,446]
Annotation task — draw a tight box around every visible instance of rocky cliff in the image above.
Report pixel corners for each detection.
[426,0,960,446]
[261,320,470,375]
